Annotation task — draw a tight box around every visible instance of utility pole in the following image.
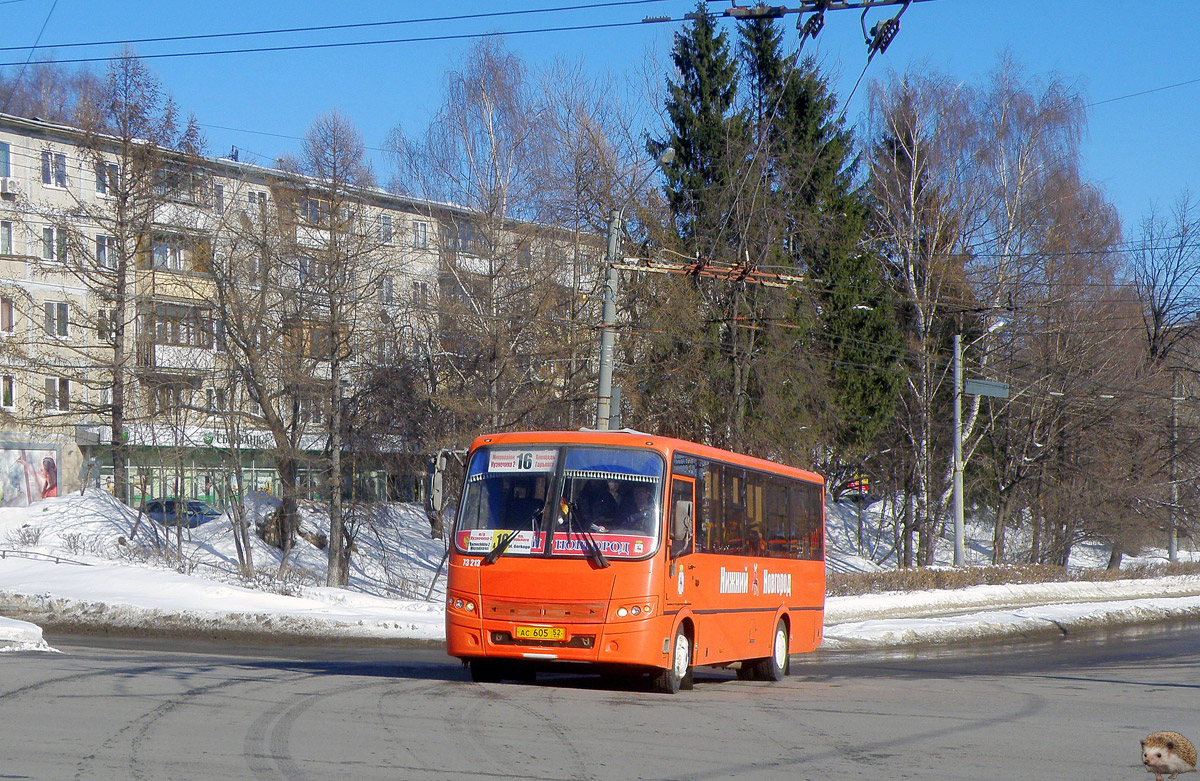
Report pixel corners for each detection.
[595,208,622,431]
[594,148,674,431]
[952,333,965,566]
[1169,369,1179,562]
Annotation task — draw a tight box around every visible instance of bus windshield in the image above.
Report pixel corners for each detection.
[454,444,665,559]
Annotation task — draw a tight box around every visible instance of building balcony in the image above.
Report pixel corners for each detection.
[136,342,216,372]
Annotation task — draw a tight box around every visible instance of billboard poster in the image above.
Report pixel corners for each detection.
[0,449,59,507]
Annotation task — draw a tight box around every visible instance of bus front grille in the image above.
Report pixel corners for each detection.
[485,599,607,622]
[490,631,596,648]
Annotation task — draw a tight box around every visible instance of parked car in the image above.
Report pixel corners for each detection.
[144,499,221,527]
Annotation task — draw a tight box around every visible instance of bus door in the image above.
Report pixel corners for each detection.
[665,475,695,612]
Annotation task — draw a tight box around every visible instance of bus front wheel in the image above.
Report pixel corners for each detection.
[469,659,504,683]
[743,621,789,682]
[652,626,693,694]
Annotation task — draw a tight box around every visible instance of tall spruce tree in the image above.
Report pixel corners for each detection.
[773,53,901,455]
[653,3,741,245]
[633,12,898,465]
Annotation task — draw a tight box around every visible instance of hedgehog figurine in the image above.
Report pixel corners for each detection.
[1142,732,1197,781]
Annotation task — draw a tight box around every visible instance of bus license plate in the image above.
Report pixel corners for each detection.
[514,625,565,641]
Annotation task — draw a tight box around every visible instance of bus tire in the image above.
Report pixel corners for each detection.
[651,626,692,694]
[746,621,789,682]
[469,659,504,683]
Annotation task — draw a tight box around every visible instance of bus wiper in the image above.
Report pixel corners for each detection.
[579,525,611,569]
[482,531,516,565]
[563,503,609,569]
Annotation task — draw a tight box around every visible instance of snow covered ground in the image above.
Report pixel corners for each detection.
[2,490,1198,654]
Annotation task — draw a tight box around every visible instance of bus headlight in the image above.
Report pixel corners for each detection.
[613,598,658,620]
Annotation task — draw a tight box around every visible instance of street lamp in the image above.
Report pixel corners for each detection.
[595,147,675,430]
[952,318,1008,566]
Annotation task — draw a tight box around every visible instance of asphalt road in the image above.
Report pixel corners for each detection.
[2,624,1197,780]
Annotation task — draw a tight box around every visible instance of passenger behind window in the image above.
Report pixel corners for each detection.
[745,527,767,556]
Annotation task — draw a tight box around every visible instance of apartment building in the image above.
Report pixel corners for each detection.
[0,112,598,509]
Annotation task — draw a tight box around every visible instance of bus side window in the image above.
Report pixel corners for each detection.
[670,477,694,557]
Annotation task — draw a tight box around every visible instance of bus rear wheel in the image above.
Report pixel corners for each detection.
[743,621,789,682]
[651,626,692,694]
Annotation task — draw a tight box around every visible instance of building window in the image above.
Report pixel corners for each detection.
[412,280,429,307]
[0,142,9,178]
[148,384,189,417]
[213,183,224,214]
[297,196,331,227]
[379,275,395,304]
[379,214,393,243]
[297,395,325,425]
[412,220,429,249]
[152,240,184,270]
[96,235,115,268]
[145,303,212,348]
[298,256,327,284]
[154,164,208,205]
[44,301,68,337]
[248,190,267,215]
[41,151,67,188]
[206,387,229,413]
[1,297,14,333]
[44,377,69,411]
[95,161,118,194]
[42,227,65,262]
[450,221,482,253]
[98,309,112,343]
[1,375,13,409]
[0,221,11,255]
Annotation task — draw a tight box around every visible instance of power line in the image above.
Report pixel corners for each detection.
[0,0,59,115]
[0,0,676,54]
[1087,76,1200,108]
[0,17,679,68]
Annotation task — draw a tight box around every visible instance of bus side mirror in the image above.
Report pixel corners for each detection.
[672,500,693,544]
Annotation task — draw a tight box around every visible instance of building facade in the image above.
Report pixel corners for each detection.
[0,113,599,509]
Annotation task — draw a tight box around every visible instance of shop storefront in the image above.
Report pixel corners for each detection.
[76,423,420,510]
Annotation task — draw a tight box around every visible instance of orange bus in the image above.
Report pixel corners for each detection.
[444,430,825,693]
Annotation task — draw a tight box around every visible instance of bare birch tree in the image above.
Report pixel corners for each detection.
[388,38,597,436]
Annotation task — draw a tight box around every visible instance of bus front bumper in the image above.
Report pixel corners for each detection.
[446,611,672,669]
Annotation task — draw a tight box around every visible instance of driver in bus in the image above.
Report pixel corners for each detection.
[579,479,618,531]
[619,483,656,534]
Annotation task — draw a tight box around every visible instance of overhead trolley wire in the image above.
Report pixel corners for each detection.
[0,0,677,55]
[0,16,681,68]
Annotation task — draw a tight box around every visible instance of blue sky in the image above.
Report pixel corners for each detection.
[1,1,1195,234]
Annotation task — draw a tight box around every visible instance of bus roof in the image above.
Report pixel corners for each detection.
[466,430,824,486]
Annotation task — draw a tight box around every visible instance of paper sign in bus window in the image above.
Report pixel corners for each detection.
[488,449,558,473]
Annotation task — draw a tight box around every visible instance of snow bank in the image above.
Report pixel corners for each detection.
[824,594,1200,648]
[824,576,1200,623]
[0,615,54,652]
